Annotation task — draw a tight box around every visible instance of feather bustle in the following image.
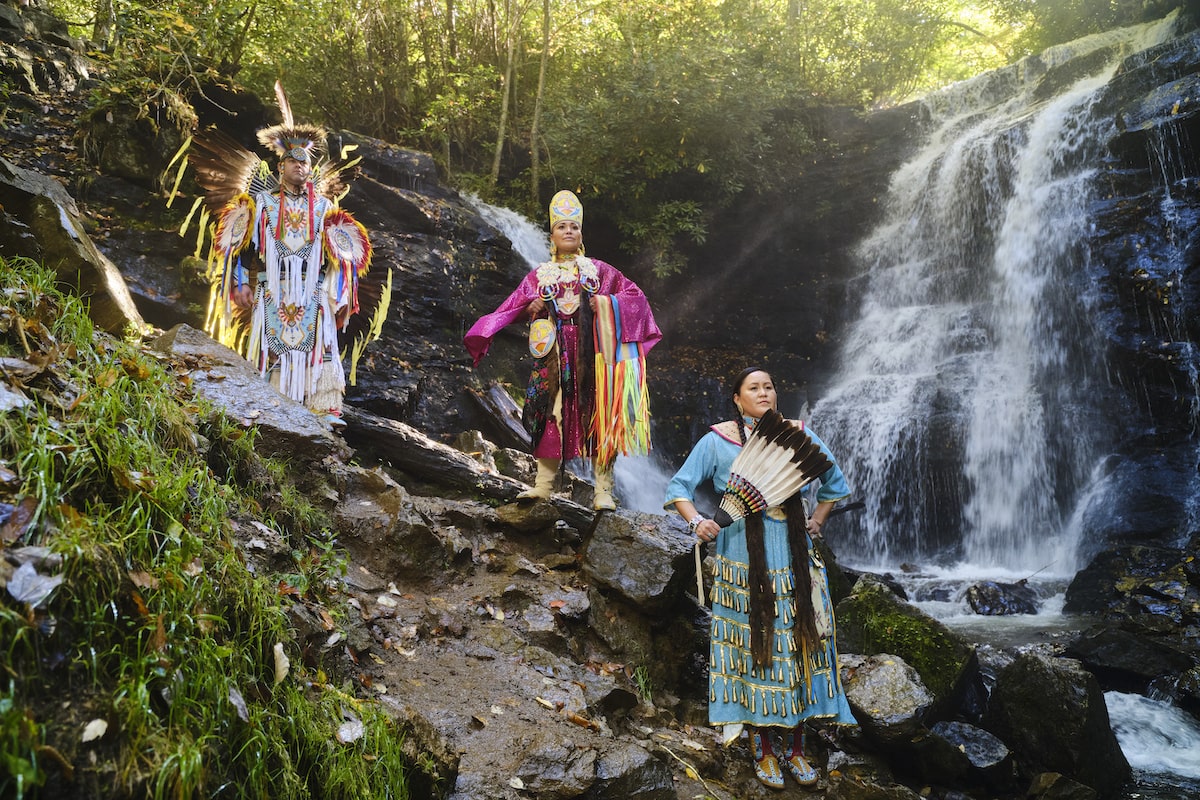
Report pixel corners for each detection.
[187,127,265,213]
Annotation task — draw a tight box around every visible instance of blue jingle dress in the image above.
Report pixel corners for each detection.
[664,420,857,736]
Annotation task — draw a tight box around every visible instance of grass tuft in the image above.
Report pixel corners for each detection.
[0,255,411,798]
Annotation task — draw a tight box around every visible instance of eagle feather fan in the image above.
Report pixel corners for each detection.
[712,409,832,527]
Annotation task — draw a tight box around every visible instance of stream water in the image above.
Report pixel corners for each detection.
[803,12,1199,796]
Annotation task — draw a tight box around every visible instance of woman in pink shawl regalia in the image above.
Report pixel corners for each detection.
[464,190,661,510]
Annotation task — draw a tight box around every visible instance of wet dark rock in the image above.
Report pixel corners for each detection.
[0,157,146,333]
[150,324,348,466]
[826,748,897,787]
[582,740,675,800]
[910,720,1015,792]
[497,500,563,533]
[1026,772,1099,800]
[965,579,1039,615]
[1033,45,1122,103]
[1063,625,1195,694]
[511,732,599,798]
[1176,665,1200,716]
[1065,544,1200,633]
[1105,27,1200,162]
[982,653,1130,798]
[582,511,694,612]
[521,603,569,651]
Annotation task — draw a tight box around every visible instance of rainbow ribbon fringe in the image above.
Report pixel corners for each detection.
[590,295,651,467]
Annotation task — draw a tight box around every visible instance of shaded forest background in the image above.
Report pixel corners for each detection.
[38,0,1173,275]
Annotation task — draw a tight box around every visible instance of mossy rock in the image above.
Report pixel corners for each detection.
[835,575,976,709]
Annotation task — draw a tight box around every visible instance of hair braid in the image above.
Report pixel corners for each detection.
[787,493,819,654]
[732,369,774,667]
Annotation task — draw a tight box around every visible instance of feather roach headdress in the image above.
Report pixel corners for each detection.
[256,81,326,163]
[713,409,832,527]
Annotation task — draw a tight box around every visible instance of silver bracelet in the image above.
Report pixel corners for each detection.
[688,516,705,534]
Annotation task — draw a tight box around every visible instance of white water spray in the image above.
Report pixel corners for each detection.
[466,194,550,268]
[1107,692,1200,782]
[812,15,1178,573]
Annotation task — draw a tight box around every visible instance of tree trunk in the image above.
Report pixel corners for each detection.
[528,0,549,203]
[490,0,517,186]
[446,0,458,61]
[224,0,259,73]
[92,0,115,51]
[417,0,441,101]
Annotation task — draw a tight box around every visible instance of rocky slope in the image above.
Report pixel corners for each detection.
[6,3,1200,799]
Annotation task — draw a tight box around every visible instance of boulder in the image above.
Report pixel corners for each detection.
[965,579,1039,615]
[1026,772,1099,800]
[582,739,676,800]
[585,578,708,702]
[907,720,1015,792]
[840,653,933,746]
[0,157,146,334]
[982,653,1130,798]
[510,729,599,799]
[330,464,464,582]
[1063,625,1194,693]
[835,574,978,718]
[150,324,348,466]
[582,511,696,612]
[1065,545,1200,628]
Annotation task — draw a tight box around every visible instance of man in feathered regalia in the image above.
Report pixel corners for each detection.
[181,82,382,427]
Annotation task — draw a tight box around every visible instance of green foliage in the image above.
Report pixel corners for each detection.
[0,255,410,798]
[845,579,972,699]
[981,0,1145,56]
[631,664,653,704]
[859,611,963,697]
[45,0,1159,269]
[0,682,47,800]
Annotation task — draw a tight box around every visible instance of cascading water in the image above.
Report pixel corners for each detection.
[811,14,1180,576]
[467,194,552,268]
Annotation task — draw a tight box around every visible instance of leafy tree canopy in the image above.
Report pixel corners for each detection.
[47,0,1182,274]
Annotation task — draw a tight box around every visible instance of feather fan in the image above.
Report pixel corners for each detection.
[712,409,832,528]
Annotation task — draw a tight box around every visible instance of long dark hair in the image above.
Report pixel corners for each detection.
[577,288,596,452]
[731,368,820,668]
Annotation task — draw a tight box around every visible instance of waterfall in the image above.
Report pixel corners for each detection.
[811,15,1179,574]
[466,193,551,268]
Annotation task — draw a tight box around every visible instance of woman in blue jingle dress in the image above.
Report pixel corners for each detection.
[664,367,856,790]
